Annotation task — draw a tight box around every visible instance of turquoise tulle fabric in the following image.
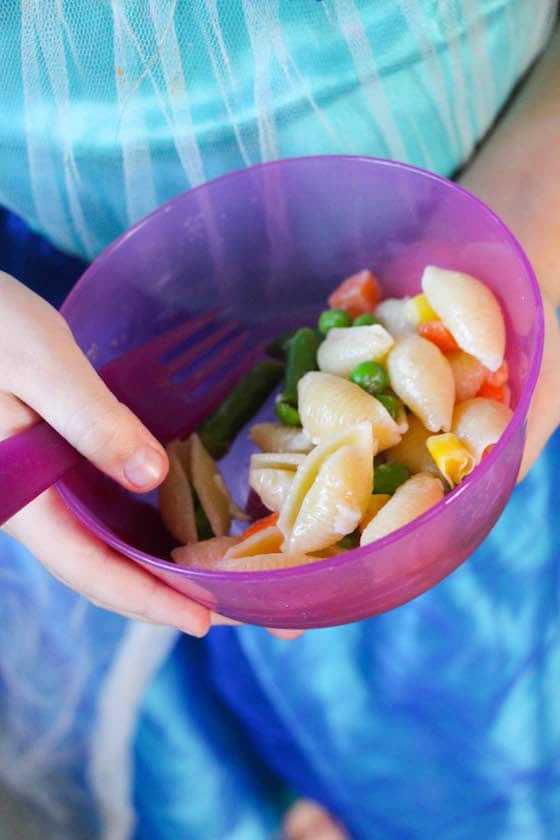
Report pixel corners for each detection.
[0,2,559,838]
[0,0,556,259]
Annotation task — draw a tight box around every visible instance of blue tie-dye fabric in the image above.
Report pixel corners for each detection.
[134,434,560,839]
[0,2,559,838]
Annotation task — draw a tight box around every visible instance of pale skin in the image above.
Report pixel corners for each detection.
[1,27,559,667]
[0,273,300,640]
[459,24,560,480]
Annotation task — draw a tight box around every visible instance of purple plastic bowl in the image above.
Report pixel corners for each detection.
[57,156,543,628]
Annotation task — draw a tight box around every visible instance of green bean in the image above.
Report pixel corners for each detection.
[281,327,322,406]
[338,530,361,550]
[373,462,410,495]
[198,359,284,460]
[276,401,301,426]
[193,492,214,540]
[266,329,298,361]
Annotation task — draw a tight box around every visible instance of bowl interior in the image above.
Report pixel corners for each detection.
[58,157,542,625]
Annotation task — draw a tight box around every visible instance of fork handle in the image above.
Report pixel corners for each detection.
[0,423,80,526]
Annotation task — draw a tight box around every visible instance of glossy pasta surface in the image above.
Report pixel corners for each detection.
[422,266,506,372]
[387,335,455,432]
[278,423,374,554]
[298,372,402,450]
[161,263,513,571]
[360,473,444,545]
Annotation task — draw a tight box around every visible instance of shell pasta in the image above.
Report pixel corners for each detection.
[317,324,394,377]
[385,414,439,476]
[447,350,487,402]
[250,422,313,454]
[249,453,305,513]
[278,423,374,554]
[360,473,444,545]
[298,372,402,451]
[422,266,506,372]
[164,263,514,571]
[375,298,414,338]
[387,335,455,432]
[452,397,513,464]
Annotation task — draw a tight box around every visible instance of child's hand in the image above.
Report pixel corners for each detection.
[0,272,301,639]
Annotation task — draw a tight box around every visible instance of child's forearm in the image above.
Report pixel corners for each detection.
[460,24,560,307]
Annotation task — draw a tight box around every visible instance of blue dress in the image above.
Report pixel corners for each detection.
[0,3,559,838]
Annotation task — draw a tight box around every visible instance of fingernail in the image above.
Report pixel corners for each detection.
[177,615,210,638]
[123,445,166,489]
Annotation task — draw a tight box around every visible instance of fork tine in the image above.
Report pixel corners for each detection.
[180,332,251,393]
[202,343,264,403]
[165,321,242,376]
[171,344,265,440]
[148,307,224,358]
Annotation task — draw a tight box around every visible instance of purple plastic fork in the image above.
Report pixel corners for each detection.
[0,310,261,526]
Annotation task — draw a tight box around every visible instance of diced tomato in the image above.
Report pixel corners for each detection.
[328,269,382,318]
[484,359,509,388]
[476,382,511,406]
[417,321,459,353]
[241,512,279,541]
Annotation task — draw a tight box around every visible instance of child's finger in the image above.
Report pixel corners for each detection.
[0,271,168,493]
[5,487,211,637]
[0,391,39,439]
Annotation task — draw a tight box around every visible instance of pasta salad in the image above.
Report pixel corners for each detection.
[162,265,513,571]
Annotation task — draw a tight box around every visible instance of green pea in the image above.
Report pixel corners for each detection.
[318,308,352,334]
[338,530,360,550]
[374,462,410,495]
[375,393,400,421]
[352,313,380,327]
[276,401,301,426]
[349,361,389,395]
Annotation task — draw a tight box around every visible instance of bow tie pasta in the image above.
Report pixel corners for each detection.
[163,264,514,572]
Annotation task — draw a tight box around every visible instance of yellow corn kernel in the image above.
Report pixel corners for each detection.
[426,433,475,488]
[404,294,439,327]
[360,493,391,531]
